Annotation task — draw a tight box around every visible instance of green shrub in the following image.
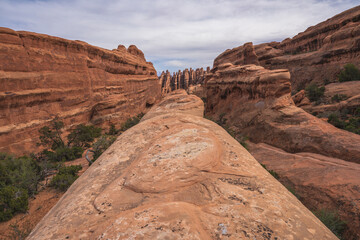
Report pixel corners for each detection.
[67,124,102,148]
[0,153,41,197]
[38,120,102,163]
[331,94,348,103]
[57,164,82,175]
[42,146,83,162]
[121,113,144,132]
[0,186,28,222]
[38,119,65,150]
[338,63,360,82]
[355,107,360,117]
[285,185,300,199]
[49,165,82,191]
[327,113,345,129]
[91,135,117,162]
[107,124,119,135]
[327,112,360,134]
[305,83,325,102]
[313,209,346,238]
[260,164,279,179]
[0,153,43,222]
[344,118,360,134]
[5,221,32,240]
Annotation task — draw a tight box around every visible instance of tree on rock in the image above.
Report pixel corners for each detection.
[338,63,360,82]
[38,119,101,162]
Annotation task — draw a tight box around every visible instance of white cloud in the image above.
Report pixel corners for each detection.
[165,60,187,68]
[0,0,358,73]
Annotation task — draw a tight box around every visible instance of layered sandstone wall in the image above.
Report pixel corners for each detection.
[204,64,360,239]
[205,63,360,163]
[0,27,161,155]
[213,6,360,91]
[28,90,337,240]
[159,66,210,94]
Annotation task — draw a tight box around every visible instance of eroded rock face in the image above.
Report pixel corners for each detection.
[0,27,160,155]
[301,81,360,116]
[214,6,360,91]
[28,91,336,240]
[248,142,360,240]
[205,64,360,163]
[205,64,360,239]
[292,90,311,107]
[159,67,209,94]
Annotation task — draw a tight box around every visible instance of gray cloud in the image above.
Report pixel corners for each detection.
[0,0,358,73]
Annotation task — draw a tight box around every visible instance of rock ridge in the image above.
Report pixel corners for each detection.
[28,90,337,239]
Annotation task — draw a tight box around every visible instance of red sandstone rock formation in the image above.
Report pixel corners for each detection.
[0,27,161,155]
[205,64,360,163]
[204,64,360,239]
[291,90,311,107]
[248,142,360,240]
[28,90,337,239]
[299,81,360,115]
[159,67,209,94]
[214,6,360,91]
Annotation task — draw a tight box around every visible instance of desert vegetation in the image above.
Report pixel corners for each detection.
[49,165,82,191]
[305,83,325,103]
[37,119,101,163]
[0,114,145,224]
[0,153,41,221]
[338,63,360,82]
[324,108,360,135]
[314,209,347,239]
[260,163,279,179]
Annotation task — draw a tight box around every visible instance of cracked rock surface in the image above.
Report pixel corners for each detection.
[28,90,337,240]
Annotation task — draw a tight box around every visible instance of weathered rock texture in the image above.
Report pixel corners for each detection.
[291,90,311,107]
[214,6,360,91]
[205,64,360,163]
[0,27,160,155]
[205,63,360,239]
[28,90,337,240]
[248,142,360,240]
[159,67,210,94]
[301,81,360,116]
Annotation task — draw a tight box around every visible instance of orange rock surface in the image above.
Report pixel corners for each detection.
[0,27,161,155]
[28,91,337,239]
[159,67,210,94]
[213,6,360,91]
[301,81,360,116]
[248,142,360,240]
[204,63,360,239]
[205,64,360,163]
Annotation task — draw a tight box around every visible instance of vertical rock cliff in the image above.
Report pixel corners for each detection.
[0,27,161,155]
[28,90,337,240]
[159,67,210,94]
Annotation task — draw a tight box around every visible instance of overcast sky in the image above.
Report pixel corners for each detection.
[0,0,359,73]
